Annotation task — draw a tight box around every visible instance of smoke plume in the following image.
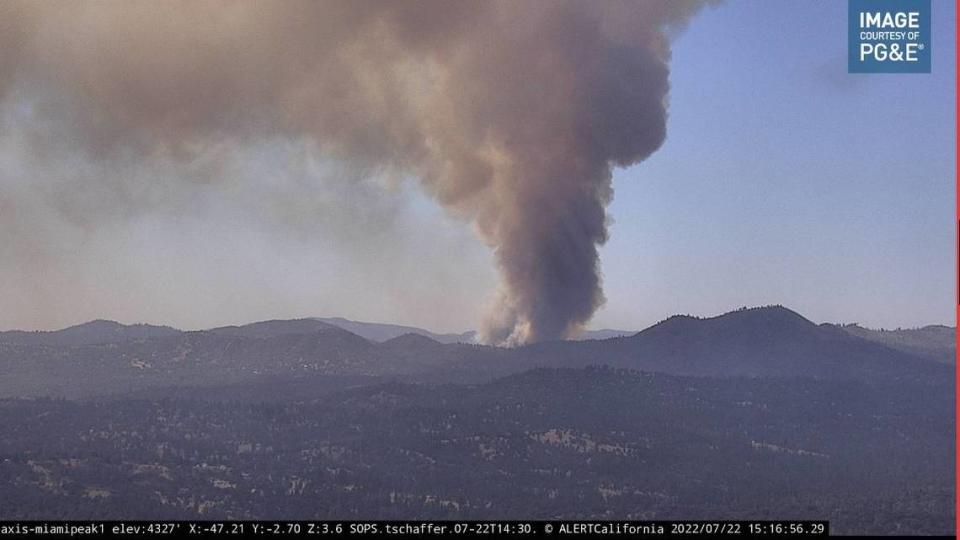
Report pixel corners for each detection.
[0,1,711,344]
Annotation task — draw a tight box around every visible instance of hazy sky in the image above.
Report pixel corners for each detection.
[1,0,954,333]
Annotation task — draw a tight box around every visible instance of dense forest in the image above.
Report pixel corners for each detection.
[0,307,953,535]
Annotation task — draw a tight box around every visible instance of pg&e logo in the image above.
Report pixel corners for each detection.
[849,0,931,73]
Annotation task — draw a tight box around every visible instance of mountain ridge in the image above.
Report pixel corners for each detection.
[0,305,951,400]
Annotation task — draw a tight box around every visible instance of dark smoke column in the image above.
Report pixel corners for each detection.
[467,2,712,345]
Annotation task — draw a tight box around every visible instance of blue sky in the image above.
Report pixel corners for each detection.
[593,0,955,330]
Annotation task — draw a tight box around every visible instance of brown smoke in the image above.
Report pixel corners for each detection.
[0,1,712,344]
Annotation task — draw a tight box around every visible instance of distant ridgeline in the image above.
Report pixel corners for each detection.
[0,306,953,534]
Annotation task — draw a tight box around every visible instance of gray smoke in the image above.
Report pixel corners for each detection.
[0,1,712,344]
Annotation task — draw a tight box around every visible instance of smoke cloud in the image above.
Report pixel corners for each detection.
[0,1,712,344]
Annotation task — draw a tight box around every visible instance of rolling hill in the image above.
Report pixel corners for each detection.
[0,306,950,399]
[836,323,955,364]
[0,306,952,533]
